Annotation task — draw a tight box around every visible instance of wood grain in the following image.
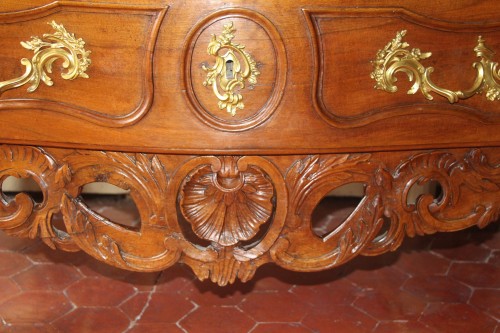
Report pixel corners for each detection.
[1,144,499,285]
[0,0,499,285]
[0,0,498,153]
[0,1,166,126]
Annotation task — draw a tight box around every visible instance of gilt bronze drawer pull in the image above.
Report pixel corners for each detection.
[0,21,91,96]
[371,30,499,103]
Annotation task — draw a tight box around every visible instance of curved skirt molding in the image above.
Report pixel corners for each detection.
[1,144,499,285]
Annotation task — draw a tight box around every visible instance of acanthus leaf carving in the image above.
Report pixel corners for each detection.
[61,194,182,271]
[1,144,499,284]
[0,145,77,251]
[272,154,383,271]
[185,246,258,286]
[61,150,182,271]
[363,149,500,255]
[287,154,372,223]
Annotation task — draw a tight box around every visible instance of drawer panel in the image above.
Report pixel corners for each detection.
[0,2,166,127]
[0,1,499,154]
[305,8,500,127]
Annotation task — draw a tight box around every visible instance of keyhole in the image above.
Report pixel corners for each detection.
[225,60,234,79]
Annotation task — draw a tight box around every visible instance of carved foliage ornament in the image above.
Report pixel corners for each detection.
[180,156,274,246]
[0,145,76,251]
[0,21,91,96]
[371,30,500,102]
[203,22,260,116]
[1,145,499,285]
[271,149,500,272]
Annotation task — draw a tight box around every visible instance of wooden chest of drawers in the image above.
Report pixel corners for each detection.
[1,0,499,285]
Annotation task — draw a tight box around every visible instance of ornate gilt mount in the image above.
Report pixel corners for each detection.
[371,30,500,103]
[203,22,260,116]
[0,21,91,96]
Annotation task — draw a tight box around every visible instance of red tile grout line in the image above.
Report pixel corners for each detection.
[416,303,447,333]
[176,300,200,333]
[123,286,157,332]
[123,270,165,332]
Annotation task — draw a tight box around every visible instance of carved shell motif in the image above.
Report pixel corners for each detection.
[180,157,274,246]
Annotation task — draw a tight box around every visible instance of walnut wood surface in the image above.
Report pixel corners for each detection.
[1,1,499,285]
[0,0,499,154]
[1,144,499,285]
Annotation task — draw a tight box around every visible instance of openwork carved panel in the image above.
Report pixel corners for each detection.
[1,144,499,285]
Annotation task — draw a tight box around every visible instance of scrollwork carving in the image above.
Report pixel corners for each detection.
[61,150,180,272]
[272,154,383,271]
[0,144,499,284]
[0,145,76,251]
[362,149,500,256]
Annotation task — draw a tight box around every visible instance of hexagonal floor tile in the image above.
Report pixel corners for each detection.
[394,251,451,276]
[239,292,310,323]
[469,288,500,319]
[402,275,471,303]
[0,291,72,324]
[353,288,427,321]
[302,305,377,333]
[0,323,59,333]
[0,277,21,302]
[420,303,497,333]
[449,262,500,288]
[127,323,184,333]
[250,323,312,333]
[66,276,136,307]
[372,321,435,333]
[138,293,195,324]
[291,278,362,308]
[13,263,81,291]
[431,241,491,262]
[0,231,37,252]
[120,292,151,321]
[52,308,130,333]
[0,252,32,277]
[180,306,255,333]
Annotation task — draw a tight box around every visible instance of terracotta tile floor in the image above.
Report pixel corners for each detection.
[0,196,499,333]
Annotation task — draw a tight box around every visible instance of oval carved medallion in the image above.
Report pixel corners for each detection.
[183,8,287,131]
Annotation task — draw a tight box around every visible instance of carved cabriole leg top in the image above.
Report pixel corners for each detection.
[1,144,499,286]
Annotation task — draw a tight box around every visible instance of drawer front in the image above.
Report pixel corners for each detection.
[304,7,500,127]
[0,2,165,127]
[0,0,499,154]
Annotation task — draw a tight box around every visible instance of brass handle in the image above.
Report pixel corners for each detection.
[203,22,260,116]
[371,30,499,103]
[0,21,91,96]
